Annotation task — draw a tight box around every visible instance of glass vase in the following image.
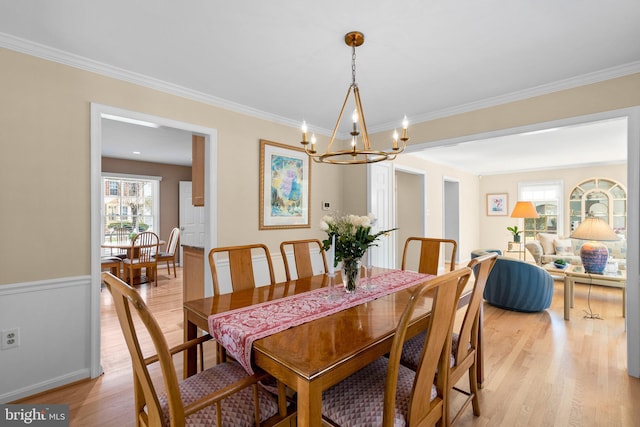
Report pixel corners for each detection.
[342,258,361,293]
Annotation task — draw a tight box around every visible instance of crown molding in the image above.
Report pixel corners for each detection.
[2,32,638,138]
[369,61,640,135]
[0,32,313,132]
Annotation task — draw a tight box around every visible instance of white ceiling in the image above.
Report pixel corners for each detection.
[1,1,638,173]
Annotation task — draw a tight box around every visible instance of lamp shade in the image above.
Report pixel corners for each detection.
[510,201,539,218]
[570,217,619,241]
[570,217,619,274]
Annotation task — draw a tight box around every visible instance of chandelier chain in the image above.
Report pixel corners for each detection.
[351,44,357,86]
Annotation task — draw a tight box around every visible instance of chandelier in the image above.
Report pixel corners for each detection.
[300,31,409,165]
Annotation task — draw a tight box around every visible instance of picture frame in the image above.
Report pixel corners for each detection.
[259,139,311,229]
[486,193,508,216]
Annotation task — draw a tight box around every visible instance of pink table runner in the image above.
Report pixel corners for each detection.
[208,269,432,374]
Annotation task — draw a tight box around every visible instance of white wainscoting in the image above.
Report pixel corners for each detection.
[0,276,92,403]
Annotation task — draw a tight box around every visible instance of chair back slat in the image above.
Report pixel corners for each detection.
[209,244,275,295]
[165,227,180,255]
[402,237,457,275]
[280,239,328,281]
[134,231,160,263]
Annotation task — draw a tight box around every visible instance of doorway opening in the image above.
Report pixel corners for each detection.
[90,103,218,378]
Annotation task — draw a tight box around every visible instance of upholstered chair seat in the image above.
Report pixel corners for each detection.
[157,360,279,426]
[400,331,459,372]
[322,357,436,426]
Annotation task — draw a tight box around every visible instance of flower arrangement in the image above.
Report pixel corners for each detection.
[320,213,396,263]
[320,212,396,292]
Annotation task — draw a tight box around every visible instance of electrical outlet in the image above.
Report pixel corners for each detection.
[322,201,331,211]
[1,328,20,350]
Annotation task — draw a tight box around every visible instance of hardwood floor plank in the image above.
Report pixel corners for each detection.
[14,273,640,426]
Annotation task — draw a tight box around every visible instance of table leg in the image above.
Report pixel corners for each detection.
[296,380,323,427]
[183,313,198,378]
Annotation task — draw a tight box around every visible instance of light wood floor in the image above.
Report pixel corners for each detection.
[17,267,640,426]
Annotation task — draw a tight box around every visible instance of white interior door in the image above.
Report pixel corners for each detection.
[179,181,205,265]
[368,163,395,268]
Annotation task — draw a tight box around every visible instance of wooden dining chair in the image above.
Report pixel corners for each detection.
[400,252,498,426]
[101,256,122,279]
[208,244,276,296]
[321,267,472,427]
[279,239,328,281]
[155,227,180,278]
[122,231,160,286]
[101,272,292,427]
[401,236,458,275]
[109,227,131,259]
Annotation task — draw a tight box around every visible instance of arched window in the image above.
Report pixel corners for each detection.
[569,178,626,236]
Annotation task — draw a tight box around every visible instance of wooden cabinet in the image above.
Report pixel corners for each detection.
[192,135,205,206]
[182,245,204,302]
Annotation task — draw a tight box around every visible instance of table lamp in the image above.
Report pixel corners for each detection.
[570,216,619,274]
[510,201,539,261]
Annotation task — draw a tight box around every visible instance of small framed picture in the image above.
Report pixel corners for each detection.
[486,193,508,216]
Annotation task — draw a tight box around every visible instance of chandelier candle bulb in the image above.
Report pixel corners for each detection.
[351,109,359,135]
[310,134,317,153]
[392,129,399,150]
[401,116,409,141]
[301,121,308,144]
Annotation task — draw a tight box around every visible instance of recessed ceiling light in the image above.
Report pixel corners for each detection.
[102,113,159,128]
[133,151,141,155]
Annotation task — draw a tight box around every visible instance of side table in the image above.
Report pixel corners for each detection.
[504,241,524,260]
[563,265,626,320]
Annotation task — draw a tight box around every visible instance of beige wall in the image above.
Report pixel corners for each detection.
[479,163,628,253]
[101,157,192,262]
[0,48,343,285]
[400,73,640,146]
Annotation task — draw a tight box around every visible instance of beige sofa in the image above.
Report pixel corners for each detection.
[525,232,626,270]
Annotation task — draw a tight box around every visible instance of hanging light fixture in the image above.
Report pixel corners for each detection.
[300,31,409,165]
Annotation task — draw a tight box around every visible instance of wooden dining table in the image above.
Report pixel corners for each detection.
[183,267,481,427]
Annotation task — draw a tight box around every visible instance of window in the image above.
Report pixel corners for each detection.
[108,181,118,196]
[519,181,563,238]
[102,174,160,249]
[569,178,626,236]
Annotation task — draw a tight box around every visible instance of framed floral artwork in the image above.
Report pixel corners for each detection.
[486,193,508,216]
[259,139,311,229]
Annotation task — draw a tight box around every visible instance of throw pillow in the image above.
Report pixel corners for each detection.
[537,233,557,255]
[554,238,574,256]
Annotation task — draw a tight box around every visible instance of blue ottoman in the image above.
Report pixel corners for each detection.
[471,249,553,313]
